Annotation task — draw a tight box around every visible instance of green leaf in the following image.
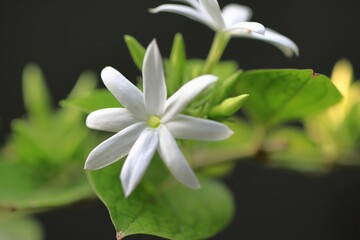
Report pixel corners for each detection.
[184,59,238,81]
[0,161,94,210]
[0,215,43,240]
[61,89,121,114]
[236,69,342,127]
[124,35,146,71]
[265,127,326,172]
[166,33,186,95]
[187,118,254,169]
[22,64,52,125]
[88,159,234,239]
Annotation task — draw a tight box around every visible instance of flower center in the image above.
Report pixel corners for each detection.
[147,115,161,128]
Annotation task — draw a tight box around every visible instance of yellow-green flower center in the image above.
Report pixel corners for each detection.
[147,115,161,128]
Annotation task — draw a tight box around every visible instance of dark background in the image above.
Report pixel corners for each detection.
[1,0,360,239]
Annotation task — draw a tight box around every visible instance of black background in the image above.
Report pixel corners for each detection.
[1,0,360,239]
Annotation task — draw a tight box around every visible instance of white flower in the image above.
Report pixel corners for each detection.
[85,40,233,197]
[150,0,299,57]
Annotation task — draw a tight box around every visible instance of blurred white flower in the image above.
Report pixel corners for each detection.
[150,0,299,57]
[85,40,233,197]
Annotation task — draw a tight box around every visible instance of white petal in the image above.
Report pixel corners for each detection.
[199,0,225,30]
[166,114,233,141]
[120,128,158,197]
[158,126,200,189]
[162,75,217,122]
[149,4,212,29]
[222,4,252,27]
[101,67,146,120]
[143,40,167,116]
[225,21,265,35]
[172,0,199,8]
[262,28,299,57]
[229,28,299,57]
[84,122,146,170]
[86,108,138,132]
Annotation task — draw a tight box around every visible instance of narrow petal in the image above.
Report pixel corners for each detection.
[86,108,138,132]
[149,4,212,29]
[162,75,217,122]
[158,126,200,189]
[120,128,158,197]
[166,114,233,141]
[199,0,225,30]
[143,40,167,116]
[225,21,265,35]
[222,4,252,27]
[84,122,146,170]
[229,28,299,57]
[262,28,299,57]
[172,0,199,8]
[101,67,146,120]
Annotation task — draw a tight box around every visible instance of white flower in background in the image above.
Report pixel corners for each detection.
[85,40,233,197]
[150,0,299,57]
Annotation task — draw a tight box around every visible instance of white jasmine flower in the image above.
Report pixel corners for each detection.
[150,0,299,57]
[85,40,233,197]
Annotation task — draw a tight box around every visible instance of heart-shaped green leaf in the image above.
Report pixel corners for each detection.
[236,69,342,127]
[88,159,234,239]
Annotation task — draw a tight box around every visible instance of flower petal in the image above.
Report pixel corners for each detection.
[162,74,217,122]
[84,122,146,170]
[149,4,211,29]
[166,114,233,141]
[158,126,200,189]
[101,67,146,120]
[229,27,299,57]
[222,4,252,27]
[86,108,138,132]
[120,128,158,197]
[262,28,299,57]
[143,40,167,116]
[225,21,265,35]
[199,0,225,30]
[172,0,199,8]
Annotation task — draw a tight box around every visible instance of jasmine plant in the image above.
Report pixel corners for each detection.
[1,1,359,240]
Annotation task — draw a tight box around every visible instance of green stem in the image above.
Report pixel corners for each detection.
[202,32,231,74]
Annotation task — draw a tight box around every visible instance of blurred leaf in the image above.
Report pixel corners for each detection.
[61,89,121,114]
[166,33,186,95]
[0,215,43,240]
[88,159,234,239]
[67,70,97,99]
[184,59,237,81]
[188,118,254,169]
[266,127,326,172]
[22,64,52,125]
[0,65,98,211]
[236,69,342,127]
[124,35,146,71]
[0,161,93,210]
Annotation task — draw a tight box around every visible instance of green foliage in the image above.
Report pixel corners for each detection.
[61,89,121,114]
[0,64,98,211]
[124,35,146,71]
[0,215,43,240]
[236,69,342,127]
[88,158,234,240]
[166,33,186,95]
[265,127,325,172]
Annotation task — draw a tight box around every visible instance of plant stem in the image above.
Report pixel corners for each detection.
[202,32,231,74]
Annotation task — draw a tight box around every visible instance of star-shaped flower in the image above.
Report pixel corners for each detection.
[85,40,233,197]
[150,0,299,57]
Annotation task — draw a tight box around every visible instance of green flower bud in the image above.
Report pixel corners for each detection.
[209,94,249,118]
